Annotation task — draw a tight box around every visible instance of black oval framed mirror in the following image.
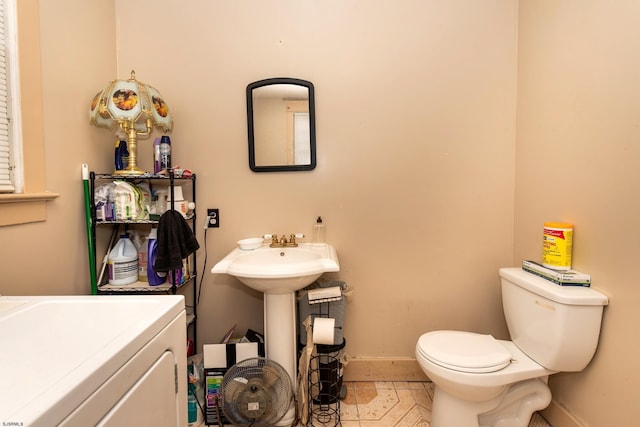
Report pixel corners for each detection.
[247,78,316,172]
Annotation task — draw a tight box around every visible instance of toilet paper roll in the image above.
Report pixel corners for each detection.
[313,317,335,345]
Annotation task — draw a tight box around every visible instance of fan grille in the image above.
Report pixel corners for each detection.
[221,357,293,425]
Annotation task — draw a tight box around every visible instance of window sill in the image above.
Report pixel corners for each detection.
[0,191,60,226]
[0,191,59,204]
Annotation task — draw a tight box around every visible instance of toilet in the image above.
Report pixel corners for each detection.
[415,267,608,427]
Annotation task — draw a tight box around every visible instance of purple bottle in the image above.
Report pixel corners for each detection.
[147,228,166,286]
[168,268,183,285]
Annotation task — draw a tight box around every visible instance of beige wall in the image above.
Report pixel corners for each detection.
[1,0,634,425]
[515,1,640,425]
[0,1,116,293]
[112,0,517,359]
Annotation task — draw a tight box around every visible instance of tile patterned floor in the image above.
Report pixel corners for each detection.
[308,381,552,427]
[194,381,552,426]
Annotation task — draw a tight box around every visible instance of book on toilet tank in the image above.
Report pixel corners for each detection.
[522,260,591,286]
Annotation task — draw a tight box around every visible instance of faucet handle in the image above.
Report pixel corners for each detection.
[264,234,278,243]
[287,233,305,247]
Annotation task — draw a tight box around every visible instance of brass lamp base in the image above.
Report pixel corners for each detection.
[113,121,150,176]
[113,165,146,176]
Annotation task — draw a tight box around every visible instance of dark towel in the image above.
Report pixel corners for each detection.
[154,210,200,272]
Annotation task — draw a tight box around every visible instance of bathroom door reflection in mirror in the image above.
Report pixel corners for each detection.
[247,78,316,172]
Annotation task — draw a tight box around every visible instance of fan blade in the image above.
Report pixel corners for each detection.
[224,377,246,403]
[261,363,283,389]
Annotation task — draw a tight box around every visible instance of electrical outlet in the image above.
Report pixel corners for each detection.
[207,208,220,228]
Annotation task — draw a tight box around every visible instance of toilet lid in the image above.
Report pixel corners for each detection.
[418,331,512,373]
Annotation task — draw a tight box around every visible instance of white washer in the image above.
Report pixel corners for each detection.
[0,295,187,426]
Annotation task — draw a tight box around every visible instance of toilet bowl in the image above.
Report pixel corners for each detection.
[416,331,553,427]
[415,268,608,427]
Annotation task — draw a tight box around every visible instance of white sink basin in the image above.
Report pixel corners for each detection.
[211,243,339,294]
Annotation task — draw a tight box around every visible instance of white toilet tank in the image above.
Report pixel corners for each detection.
[499,267,608,372]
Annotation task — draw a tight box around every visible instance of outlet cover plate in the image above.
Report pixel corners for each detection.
[207,208,219,228]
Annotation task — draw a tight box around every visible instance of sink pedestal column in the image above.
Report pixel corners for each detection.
[264,292,298,426]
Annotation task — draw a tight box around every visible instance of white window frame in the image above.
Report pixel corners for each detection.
[0,0,23,193]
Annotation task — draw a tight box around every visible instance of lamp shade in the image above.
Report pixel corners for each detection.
[89,70,172,175]
[89,70,172,132]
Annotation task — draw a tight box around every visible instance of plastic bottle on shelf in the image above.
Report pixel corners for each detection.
[120,140,129,169]
[159,135,171,171]
[114,140,124,171]
[168,267,183,285]
[153,137,162,174]
[138,233,149,282]
[114,140,129,171]
[147,228,166,286]
[108,234,138,285]
[155,189,168,217]
[187,392,197,424]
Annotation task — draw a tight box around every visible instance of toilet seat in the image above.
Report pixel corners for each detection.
[417,331,512,373]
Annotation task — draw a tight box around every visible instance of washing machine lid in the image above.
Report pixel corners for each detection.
[418,331,512,373]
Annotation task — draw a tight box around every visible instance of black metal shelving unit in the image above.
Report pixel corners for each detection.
[88,170,198,348]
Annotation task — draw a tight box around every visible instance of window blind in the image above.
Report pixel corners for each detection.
[0,0,13,192]
[0,0,21,194]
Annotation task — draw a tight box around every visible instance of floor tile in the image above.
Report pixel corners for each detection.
[312,381,552,427]
[197,380,552,426]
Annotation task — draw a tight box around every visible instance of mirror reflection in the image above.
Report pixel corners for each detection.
[247,78,316,172]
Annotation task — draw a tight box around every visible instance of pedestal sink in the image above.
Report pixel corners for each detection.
[211,241,339,425]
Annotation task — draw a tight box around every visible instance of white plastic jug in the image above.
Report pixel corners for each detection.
[108,234,138,285]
